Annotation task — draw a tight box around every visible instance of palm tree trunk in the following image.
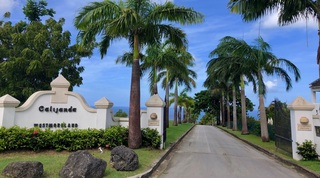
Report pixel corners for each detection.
[173,78,178,126]
[178,106,182,124]
[153,65,158,94]
[221,92,225,126]
[240,76,249,134]
[165,71,170,128]
[259,94,269,142]
[258,71,269,142]
[226,93,231,129]
[128,34,142,149]
[232,86,237,131]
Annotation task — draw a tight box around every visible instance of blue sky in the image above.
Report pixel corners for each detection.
[1,0,319,110]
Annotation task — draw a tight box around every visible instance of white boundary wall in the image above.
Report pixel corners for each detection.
[0,75,165,148]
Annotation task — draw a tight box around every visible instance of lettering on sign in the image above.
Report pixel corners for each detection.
[148,120,159,126]
[39,106,77,113]
[34,123,78,129]
[297,124,312,131]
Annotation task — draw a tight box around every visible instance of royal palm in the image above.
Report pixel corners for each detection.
[207,36,256,133]
[249,37,300,141]
[74,0,203,148]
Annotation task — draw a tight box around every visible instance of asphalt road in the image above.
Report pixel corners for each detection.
[155,125,307,178]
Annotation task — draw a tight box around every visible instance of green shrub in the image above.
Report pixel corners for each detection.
[141,128,161,149]
[0,125,163,152]
[103,126,128,149]
[296,140,319,160]
[28,128,53,151]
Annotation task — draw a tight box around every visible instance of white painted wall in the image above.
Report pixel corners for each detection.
[15,93,97,130]
[0,76,166,149]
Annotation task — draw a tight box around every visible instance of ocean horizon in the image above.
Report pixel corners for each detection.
[112,106,177,120]
[112,106,206,121]
[112,106,258,121]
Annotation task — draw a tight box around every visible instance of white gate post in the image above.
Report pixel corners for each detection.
[0,94,20,128]
[145,94,165,149]
[288,96,315,160]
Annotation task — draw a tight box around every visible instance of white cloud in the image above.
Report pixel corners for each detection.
[151,0,173,4]
[0,0,19,15]
[265,79,278,89]
[261,10,317,29]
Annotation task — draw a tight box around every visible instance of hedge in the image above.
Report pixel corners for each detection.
[0,126,161,152]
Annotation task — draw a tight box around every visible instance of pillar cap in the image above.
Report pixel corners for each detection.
[287,96,314,111]
[0,94,20,107]
[95,97,113,109]
[50,75,70,89]
[145,94,165,107]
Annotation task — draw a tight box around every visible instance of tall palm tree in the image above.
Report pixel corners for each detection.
[249,36,301,141]
[228,0,320,77]
[174,69,197,126]
[141,43,164,95]
[74,0,203,148]
[158,47,196,126]
[207,36,256,133]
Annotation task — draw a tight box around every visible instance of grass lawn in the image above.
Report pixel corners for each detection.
[218,126,320,175]
[0,122,193,178]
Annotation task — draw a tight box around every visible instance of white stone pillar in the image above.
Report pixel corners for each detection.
[0,94,20,128]
[145,94,165,149]
[95,97,114,129]
[288,96,315,160]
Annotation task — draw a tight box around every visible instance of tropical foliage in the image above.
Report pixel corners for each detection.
[74,0,203,148]
[0,1,91,102]
[205,35,300,141]
[228,0,320,76]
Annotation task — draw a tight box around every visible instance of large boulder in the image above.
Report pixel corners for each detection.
[110,145,139,171]
[2,161,43,178]
[59,150,106,178]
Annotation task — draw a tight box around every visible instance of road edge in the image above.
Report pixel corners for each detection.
[128,124,196,178]
[217,126,320,178]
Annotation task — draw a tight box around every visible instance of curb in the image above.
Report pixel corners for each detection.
[217,126,320,178]
[129,124,196,178]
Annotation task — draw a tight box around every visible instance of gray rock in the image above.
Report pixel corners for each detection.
[2,161,43,178]
[110,145,139,171]
[59,150,106,178]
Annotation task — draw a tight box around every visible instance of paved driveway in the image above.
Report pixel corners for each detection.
[156,125,307,178]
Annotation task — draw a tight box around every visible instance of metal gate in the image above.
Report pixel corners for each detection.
[274,99,292,154]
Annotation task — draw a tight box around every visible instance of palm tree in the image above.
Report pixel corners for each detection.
[207,36,256,133]
[249,36,301,141]
[228,0,320,77]
[164,61,196,126]
[182,95,195,123]
[141,43,163,95]
[158,47,196,126]
[170,88,193,124]
[141,41,187,95]
[179,90,195,123]
[173,68,197,126]
[74,0,203,148]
